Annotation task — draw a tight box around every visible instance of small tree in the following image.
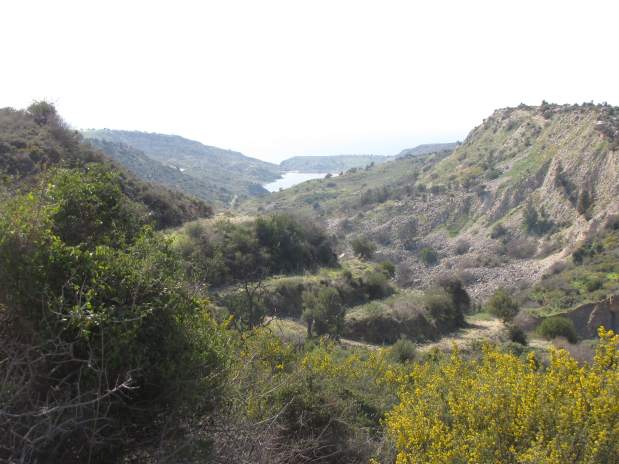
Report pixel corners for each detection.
[419,247,439,266]
[538,316,577,343]
[486,288,519,322]
[302,287,345,338]
[351,236,376,260]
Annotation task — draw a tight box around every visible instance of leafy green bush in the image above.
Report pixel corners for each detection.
[351,236,377,260]
[486,288,519,322]
[390,338,417,363]
[538,316,578,343]
[419,246,439,266]
[507,325,528,345]
[490,223,508,239]
[177,214,337,287]
[363,269,393,300]
[379,260,396,278]
[0,171,228,461]
[523,201,554,235]
[302,286,345,338]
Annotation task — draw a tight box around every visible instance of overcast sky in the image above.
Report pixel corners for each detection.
[1,1,617,163]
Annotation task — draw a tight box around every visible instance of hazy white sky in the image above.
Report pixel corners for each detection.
[1,0,617,162]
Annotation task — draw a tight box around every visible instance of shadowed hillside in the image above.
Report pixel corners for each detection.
[0,103,212,228]
[83,129,281,206]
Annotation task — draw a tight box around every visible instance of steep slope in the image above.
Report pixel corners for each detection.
[86,138,229,206]
[248,103,619,301]
[83,129,281,205]
[280,154,392,172]
[0,103,212,228]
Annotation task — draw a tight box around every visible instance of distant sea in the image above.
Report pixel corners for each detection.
[263,171,331,192]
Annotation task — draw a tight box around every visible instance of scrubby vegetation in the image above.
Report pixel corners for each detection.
[486,288,519,322]
[3,102,619,463]
[538,316,578,343]
[174,213,337,287]
[0,103,212,228]
[526,226,619,314]
[385,328,619,464]
[0,168,227,462]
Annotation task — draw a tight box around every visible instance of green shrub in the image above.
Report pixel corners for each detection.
[302,286,345,338]
[351,236,377,260]
[363,269,393,300]
[419,247,439,266]
[491,223,508,239]
[423,290,462,329]
[538,316,577,343]
[486,288,519,322]
[508,325,528,345]
[379,260,396,278]
[390,338,417,363]
[0,176,228,461]
[455,239,470,255]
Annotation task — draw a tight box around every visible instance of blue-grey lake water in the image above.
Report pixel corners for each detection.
[263,172,330,192]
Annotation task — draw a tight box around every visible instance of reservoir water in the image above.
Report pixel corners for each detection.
[263,171,330,192]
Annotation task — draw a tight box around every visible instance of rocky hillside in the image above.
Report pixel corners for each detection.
[83,129,281,206]
[248,103,619,302]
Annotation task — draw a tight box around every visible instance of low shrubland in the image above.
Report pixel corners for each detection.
[527,228,619,314]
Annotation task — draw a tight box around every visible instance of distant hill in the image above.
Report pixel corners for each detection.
[82,129,281,206]
[86,139,229,206]
[279,143,459,174]
[0,103,212,228]
[280,154,391,173]
[397,142,459,157]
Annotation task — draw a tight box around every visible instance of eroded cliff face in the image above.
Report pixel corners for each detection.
[563,295,619,338]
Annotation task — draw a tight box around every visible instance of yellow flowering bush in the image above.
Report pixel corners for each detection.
[385,328,619,464]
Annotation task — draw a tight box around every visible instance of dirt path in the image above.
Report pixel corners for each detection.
[418,318,505,352]
[270,316,506,352]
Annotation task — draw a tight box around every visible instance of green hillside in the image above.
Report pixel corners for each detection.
[0,103,212,228]
[83,129,281,206]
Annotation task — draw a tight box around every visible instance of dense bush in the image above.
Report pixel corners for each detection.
[302,286,345,338]
[507,324,528,345]
[490,222,508,239]
[0,171,227,462]
[454,239,470,255]
[389,338,417,363]
[385,329,619,463]
[177,214,337,287]
[486,288,519,322]
[523,201,554,235]
[216,332,397,463]
[351,236,377,260]
[538,316,578,343]
[419,246,439,266]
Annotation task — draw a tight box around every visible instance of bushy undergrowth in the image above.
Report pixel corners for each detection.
[0,169,228,462]
[538,316,578,343]
[528,229,619,312]
[175,213,337,287]
[385,328,619,464]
